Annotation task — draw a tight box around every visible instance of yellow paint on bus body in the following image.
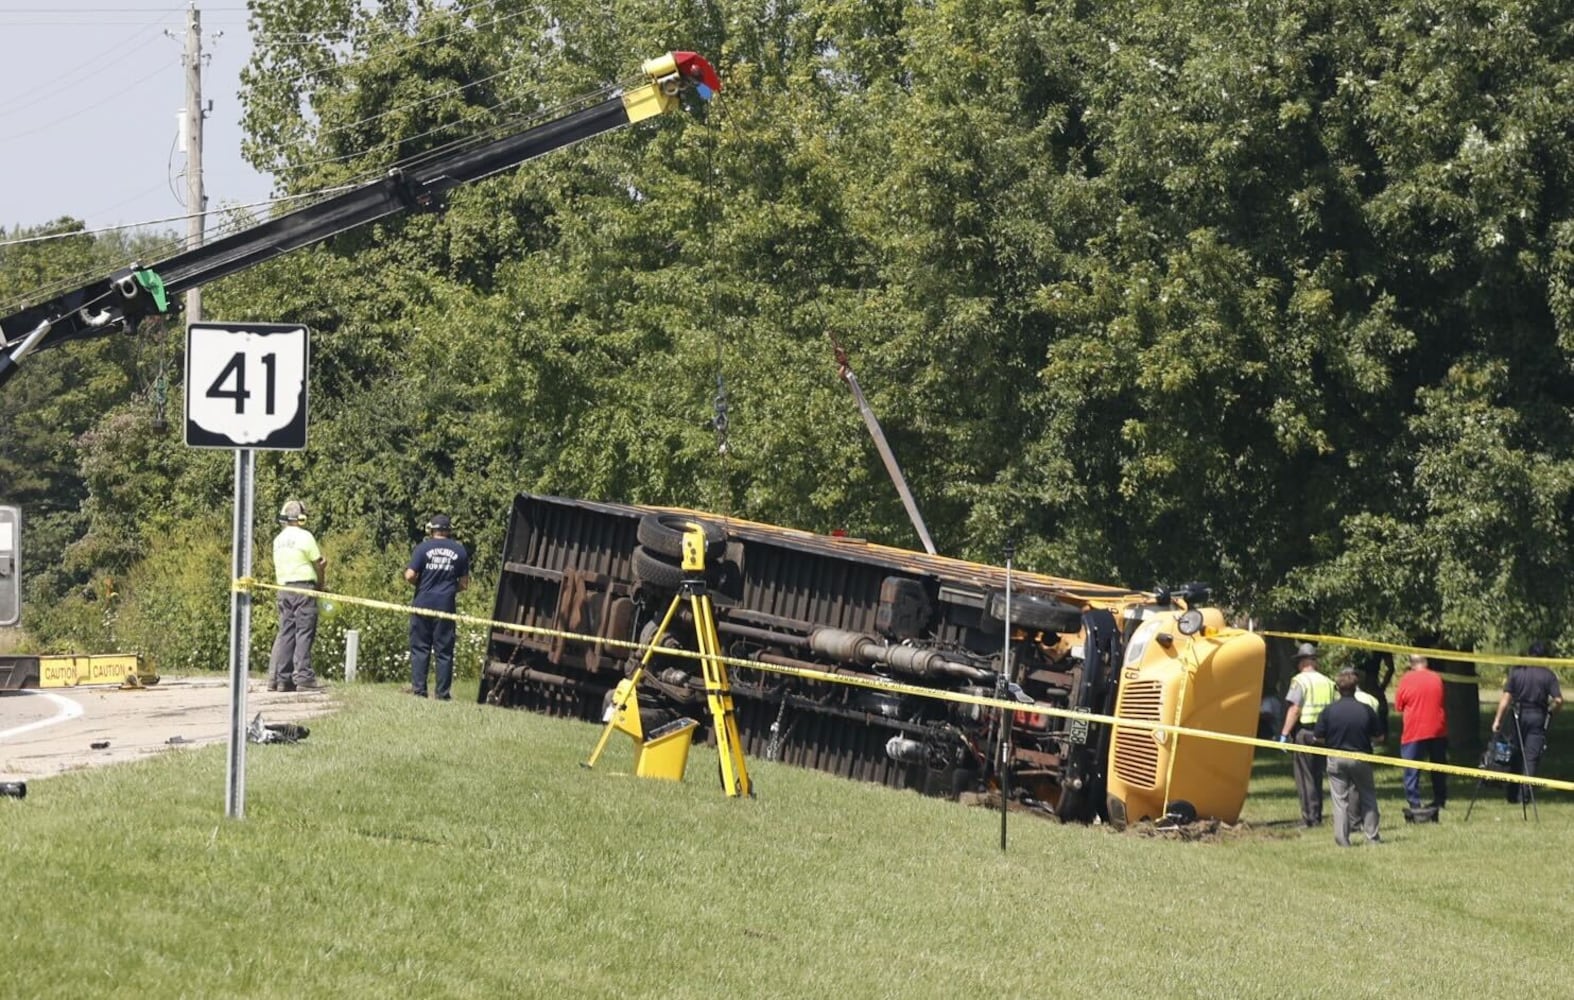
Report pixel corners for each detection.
[1107,609,1266,826]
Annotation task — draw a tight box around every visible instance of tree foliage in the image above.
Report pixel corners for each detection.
[6,0,1574,666]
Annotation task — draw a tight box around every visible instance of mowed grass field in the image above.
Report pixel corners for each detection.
[3,683,1568,999]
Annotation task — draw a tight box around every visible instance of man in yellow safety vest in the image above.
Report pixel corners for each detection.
[268,499,327,693]
[1279,642,1338,828]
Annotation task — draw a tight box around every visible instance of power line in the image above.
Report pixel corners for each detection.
[233,2,492,45]
[0,3,604,268]
[0,25,167,120]
[0,55,623,287]
[0,54,625,308]
[4,2,533,169]
[0,189,356,249]
[247,6,539,173]
[310,63,520,144]
[0,61,173,143]
[0,182,364,316]
[83,177,178,222]
[0,6,248,11]
[274,78,619,181]
[0,17,223,26]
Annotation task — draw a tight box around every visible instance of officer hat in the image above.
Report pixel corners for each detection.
[1294,642,1318,662]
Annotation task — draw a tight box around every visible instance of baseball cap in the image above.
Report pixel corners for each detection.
[426,514,452,531]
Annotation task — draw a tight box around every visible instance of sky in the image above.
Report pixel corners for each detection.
[0,2,272,239]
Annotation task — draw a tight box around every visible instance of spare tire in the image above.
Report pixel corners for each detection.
[637,513,726,562]
[631,545,685,593]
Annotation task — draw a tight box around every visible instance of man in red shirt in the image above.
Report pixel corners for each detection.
[1393,653,1448,809]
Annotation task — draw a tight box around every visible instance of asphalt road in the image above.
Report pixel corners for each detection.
[0,677,335,783]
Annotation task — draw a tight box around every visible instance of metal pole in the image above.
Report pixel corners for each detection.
[999,540,1014,852]
[344,629,360,683]
[830,342,938,556]
[184,3,206,320]
[224,448,254,818]
[1514,707,1538,821]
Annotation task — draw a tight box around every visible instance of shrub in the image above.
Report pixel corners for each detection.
[112,522,231,673]
[21,515,492,684]
[301,523,410,682]
[22,591,118,655]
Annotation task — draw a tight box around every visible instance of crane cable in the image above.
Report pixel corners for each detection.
[702,93,731,464]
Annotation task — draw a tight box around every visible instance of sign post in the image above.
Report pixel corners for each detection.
[186,322,309,819]
[225,450,255,820]
[0,506,19,628]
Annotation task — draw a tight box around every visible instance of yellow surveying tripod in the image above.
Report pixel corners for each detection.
[585,521,753,797]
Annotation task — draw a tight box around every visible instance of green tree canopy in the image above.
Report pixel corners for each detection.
[7,0,1574,664]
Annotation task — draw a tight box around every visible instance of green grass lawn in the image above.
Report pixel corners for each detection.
[3,684,1567,999]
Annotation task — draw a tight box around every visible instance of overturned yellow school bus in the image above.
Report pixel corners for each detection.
[482,493,1265,825]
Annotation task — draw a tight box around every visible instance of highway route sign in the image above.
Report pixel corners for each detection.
[185,322,309,450]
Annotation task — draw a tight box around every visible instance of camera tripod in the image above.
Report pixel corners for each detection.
[583,521,752,798]
[1465,706,1538,822]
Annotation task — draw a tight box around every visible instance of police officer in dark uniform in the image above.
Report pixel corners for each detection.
[1491,640,1564,803]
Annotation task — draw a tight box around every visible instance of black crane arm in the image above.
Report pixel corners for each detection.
[0,52,721,390]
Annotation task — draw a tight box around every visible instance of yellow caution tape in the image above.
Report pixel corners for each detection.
[1262,629,1574,684]
[237,579,1574,794]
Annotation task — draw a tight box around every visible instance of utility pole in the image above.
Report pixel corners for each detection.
[184,3,206,322]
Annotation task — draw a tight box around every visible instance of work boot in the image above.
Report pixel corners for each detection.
[294,678,324,692]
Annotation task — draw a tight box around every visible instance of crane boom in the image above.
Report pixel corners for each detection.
[0,51,721,390]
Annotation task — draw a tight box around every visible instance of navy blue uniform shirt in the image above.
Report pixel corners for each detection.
[408,537,470,611]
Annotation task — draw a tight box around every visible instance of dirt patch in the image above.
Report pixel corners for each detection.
[958,789,1060,819]
[958,789,1301,841]
[1123,818,1294,842]
[0,676,337,783]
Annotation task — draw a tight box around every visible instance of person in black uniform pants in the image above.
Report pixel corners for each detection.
[1315,669,1385,847]
[1492,641,1564,803]
[404,514,471,701]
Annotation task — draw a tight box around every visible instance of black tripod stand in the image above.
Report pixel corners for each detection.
[1465,707,1538,821]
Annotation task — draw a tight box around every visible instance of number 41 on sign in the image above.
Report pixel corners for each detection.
[185,322,310,450]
